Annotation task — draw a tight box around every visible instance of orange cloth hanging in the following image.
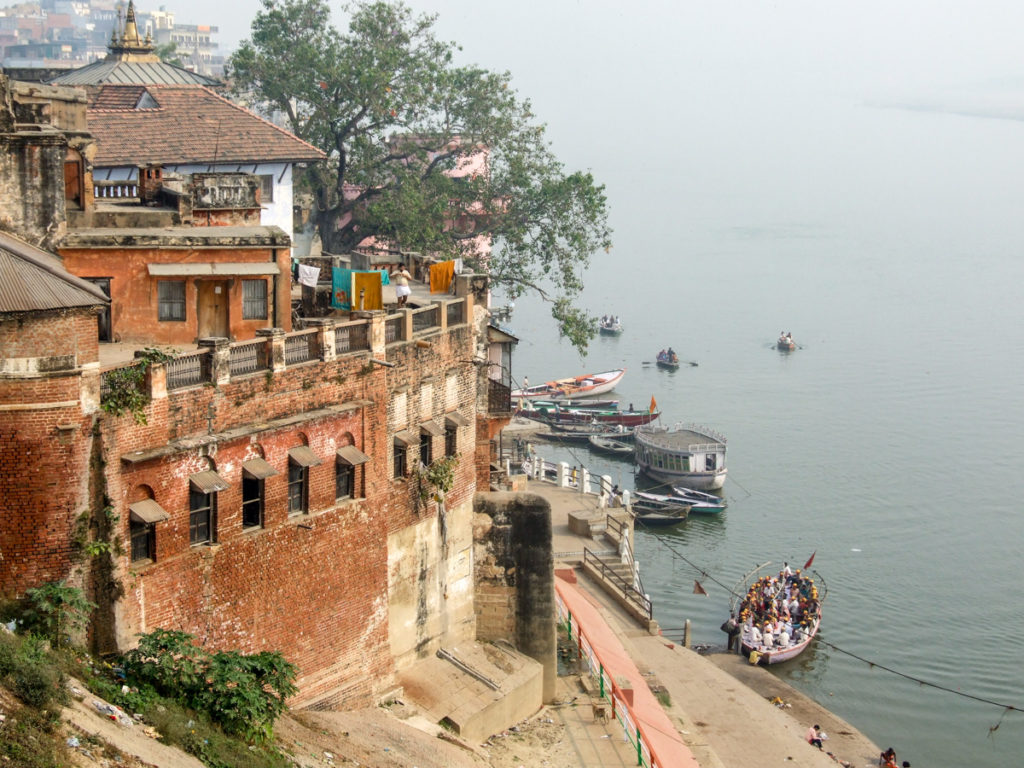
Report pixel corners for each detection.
[352,271,383,310]
[429,260,456,293]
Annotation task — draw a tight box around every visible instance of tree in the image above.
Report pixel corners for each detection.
[230,0,611,349]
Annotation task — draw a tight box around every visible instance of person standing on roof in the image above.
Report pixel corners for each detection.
[390,263,412,307]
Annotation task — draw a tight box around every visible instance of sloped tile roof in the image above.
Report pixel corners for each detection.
[0,230,109,313]
[90,85,148,110]
[87,86,326,167]
[49,59,222,87]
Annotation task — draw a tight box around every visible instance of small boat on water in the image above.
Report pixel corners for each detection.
[598,316,624,335]
[656,349,680,370]
[587,434,634,459]
[512,368,625,401]
[544,406,658,427]
[545,422,615,442]
[635,423,727,490]
[727,562,825,665]
[777,332,796,351]
[519,398,620,415]
[631,494,690,527]
[671,485,727,514]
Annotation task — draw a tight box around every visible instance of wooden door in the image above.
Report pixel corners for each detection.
[64,161,82,207]
[197,281,229,339]
[85,278,112,342]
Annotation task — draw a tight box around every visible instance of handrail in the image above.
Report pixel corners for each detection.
[557,591,667,768]
[583,548,652,620]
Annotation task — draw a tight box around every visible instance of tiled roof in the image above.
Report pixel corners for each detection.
[0,230,109,313]
[87,85,326,167]
[49,59,222,87]
[89,85,148,110]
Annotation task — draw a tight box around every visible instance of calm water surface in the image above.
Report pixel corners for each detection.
[499,102,1024,768]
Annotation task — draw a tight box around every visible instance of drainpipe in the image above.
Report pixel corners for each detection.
[271,247,279,328]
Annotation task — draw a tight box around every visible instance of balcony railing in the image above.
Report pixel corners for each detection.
[93,180,138,199]
[229,339,269,377]
[412,306,440,335]
[385,315,403,344]
[334,322,369,355]
[284,330,320,366]
[166,351,209,391]
[446,299,465,327]
[488,379,512,415]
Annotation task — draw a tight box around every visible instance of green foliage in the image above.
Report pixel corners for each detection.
[0,705,68,768]
[155,41,182,66]
[101,348,173,424]
[123,628,298,743]
[0,632,67,710]
[231,0,611,349]
[21,581,95,649]
[414,454,458,506]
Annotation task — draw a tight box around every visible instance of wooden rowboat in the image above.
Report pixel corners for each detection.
[512,368,625,401]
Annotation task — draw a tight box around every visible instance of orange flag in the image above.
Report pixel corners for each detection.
[804,551,816,570]
[649,395,657,413]
[693,580,708,596]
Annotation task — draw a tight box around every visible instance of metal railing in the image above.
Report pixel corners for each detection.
[488,379,512,414]
[166,351,208,391]
[446,299,464,326]
[334,322,369,354]
[284,330,319,366]
[229,339,269,377]
[583,548,653,620]
[412,306,440,334]
[385,315,403,344]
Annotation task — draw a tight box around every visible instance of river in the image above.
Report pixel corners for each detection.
[496,94,1024,768]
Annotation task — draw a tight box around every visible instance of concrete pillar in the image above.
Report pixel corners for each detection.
[256,327,286,372]
[197,336,230,386]
[600,474,613,497]
[306,318,335,362]
[557,462,570,487]
[579,469,590,494]
[147,362,167,401]
[401,307,414,341]
[621,489,631,509]
[438,299,451,332]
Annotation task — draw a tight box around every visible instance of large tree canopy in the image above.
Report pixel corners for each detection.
[230,0,611,348]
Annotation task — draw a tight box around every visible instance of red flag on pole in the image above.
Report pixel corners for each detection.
[693,580,708,596]
[650,395,657,414]
[804,551,816,570]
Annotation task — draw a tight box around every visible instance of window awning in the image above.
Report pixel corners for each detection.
[147,262,280,277]
[190,470,230,494]
[242,457,279,479]
[445,411,470,428]
[336,445,370,465]
[128,499,169,524]
[288,446,322,467]
[419,420,444,437]
[393,430,416,446]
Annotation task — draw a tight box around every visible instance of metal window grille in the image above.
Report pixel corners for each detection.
[385,316,402,343]
[166,351,208,390]
[285,331,318,366]
[158,280,186,321]
[130,520,154,561]
[242,279,268,320]
[393,443,407,478]
[413,307,440,334]
[335,461,354,500]
[288,462,307,514]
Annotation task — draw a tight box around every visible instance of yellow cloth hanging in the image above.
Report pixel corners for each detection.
[352,271,383,310]
[429,260,456,293]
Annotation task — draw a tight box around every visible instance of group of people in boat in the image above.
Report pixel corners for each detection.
[601,314,621,326]
[658,347,678,363]
[735,563,820,652]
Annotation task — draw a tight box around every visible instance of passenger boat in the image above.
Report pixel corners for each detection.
[635,423,727,490]
[587,434,634,459]
[656,349,680,370]
[511,368,625,401]
[671,485,727,514]
[631,494,690,527]
[728,563,825,665]
[598,316,624,335]
[777,333,795,351]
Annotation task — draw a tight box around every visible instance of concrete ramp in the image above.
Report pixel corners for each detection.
[397,641,543,743]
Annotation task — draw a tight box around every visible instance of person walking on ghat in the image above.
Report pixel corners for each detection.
[390,264,412,307]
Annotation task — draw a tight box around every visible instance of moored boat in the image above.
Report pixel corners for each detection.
[656,349,680,370]
[545,422,614,442]
[587,434,634,459]
[512,368,625,401]
[671,485,727,514]
[545,406,659,427]
[635,423,727,490]
[631,494,690,527]
[728,562,825,665]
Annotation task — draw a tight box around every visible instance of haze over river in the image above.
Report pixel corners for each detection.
[194,1,1024,763]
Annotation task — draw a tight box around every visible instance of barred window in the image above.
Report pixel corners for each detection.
[288,461,307,515]
[189,488,215,545]
[242,279,268,320]
[130,520,155,562]
[445,425,457,457]
[158,280,186,321]
[259,174,274,203]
